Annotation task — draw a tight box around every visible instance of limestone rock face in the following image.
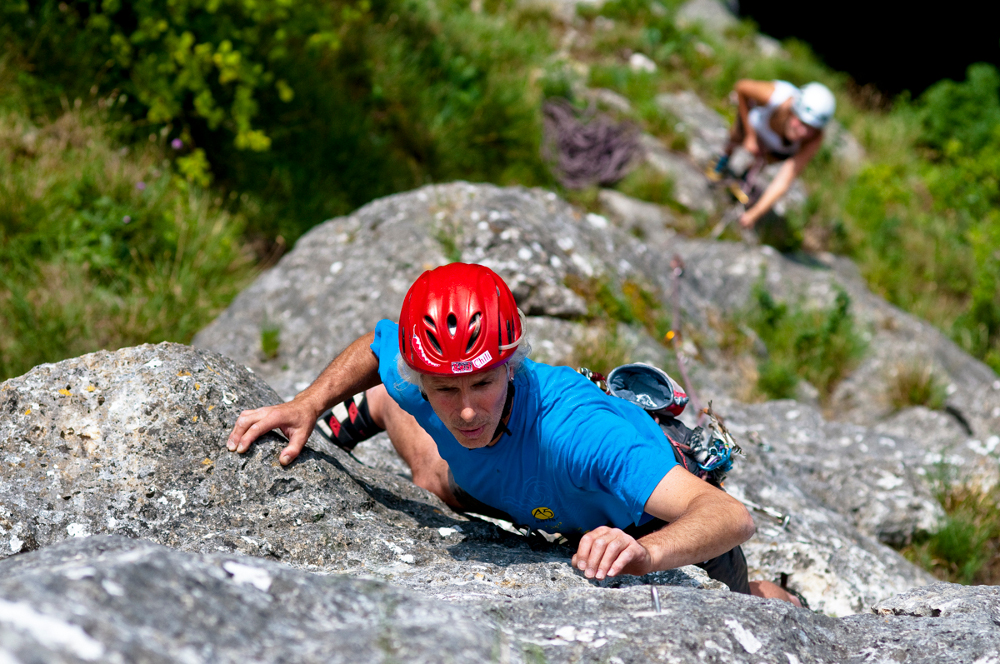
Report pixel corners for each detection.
[0,536,505,664]
[191,182,955,613]
[193,183,676,402]
[0,342,721,593]
[3,536,1000,663]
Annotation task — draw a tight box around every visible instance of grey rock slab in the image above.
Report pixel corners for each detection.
[194,182,677,400]
[0,535,507,664]
[723,399,944,548]
[716,401,937,616]
[191,181,974,570]
[0,342,560,578]
[872,582,1000,620]
[675,0,738,34]
[640,133,720,213]
[0,342,729,602]
[655,90,731,167]
[5,537,998,664]
[598,188,679,245]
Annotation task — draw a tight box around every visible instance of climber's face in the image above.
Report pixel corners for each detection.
[786,114,819,142]
[423,365,511,449]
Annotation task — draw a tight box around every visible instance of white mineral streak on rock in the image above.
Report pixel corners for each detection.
[62,566,96,581]
[585,213,608,229]
[570,252,594,277]
[876,473,905,490]
[0,599,106,661]
[66,523,90,538]
[101,579,125,597]
[554,626,596,642]
[222,561,273,592]
[8,536,23,553]
[438,527,457,538]
[724,619,762,654]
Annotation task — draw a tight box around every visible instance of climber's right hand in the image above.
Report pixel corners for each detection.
[226,399,319,465]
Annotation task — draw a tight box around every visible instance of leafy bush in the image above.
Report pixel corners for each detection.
[746,286,868,402]
[836,64,1000,373]
[2,0,554,243]
[919,63,1000,158]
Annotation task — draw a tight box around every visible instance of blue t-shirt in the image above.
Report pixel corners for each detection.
[372,320,677,533]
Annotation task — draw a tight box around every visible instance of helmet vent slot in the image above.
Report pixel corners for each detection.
[466,313,482,352]
[423,316,437,331]
[446,313,458,337]
[426,330,442,353]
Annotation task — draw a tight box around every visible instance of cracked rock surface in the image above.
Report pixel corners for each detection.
[2,536,999,663]
[4,180,1000,661]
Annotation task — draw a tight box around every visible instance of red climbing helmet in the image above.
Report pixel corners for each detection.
[399,263,524,375]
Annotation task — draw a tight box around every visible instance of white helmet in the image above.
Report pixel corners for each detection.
[793,82,835,128]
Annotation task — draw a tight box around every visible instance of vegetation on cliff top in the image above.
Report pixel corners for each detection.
[1,0,998,384]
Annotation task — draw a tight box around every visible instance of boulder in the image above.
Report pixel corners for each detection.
[192,183,946,610]
[0,341,722,595]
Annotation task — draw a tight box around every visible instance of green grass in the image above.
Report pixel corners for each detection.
[902,481,1000,585]
[260,322,281,361]
[0,102,255,381]
[743,285,868,403]
[886,362,947,411]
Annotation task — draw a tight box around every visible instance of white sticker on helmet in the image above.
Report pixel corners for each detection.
[451,361,474,373]
[472,350,493,369]
[412,327,440,367]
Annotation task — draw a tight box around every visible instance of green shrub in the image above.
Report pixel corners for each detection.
[614,166,676,208]
[746,285,868,402]
[2,0,555,243]
[833,65,1000,374]
[919,63,1000,158]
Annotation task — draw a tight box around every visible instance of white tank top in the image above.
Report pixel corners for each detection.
[747,80,800,156]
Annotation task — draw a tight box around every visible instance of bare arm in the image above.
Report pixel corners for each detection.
[226,332,382,464]
[741,131,822,228]
[571,466,754,579]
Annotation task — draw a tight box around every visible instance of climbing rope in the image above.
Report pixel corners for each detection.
[542,99,640,189]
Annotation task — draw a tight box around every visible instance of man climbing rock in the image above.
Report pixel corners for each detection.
[711,79,835,228]
[226,263,797,604]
